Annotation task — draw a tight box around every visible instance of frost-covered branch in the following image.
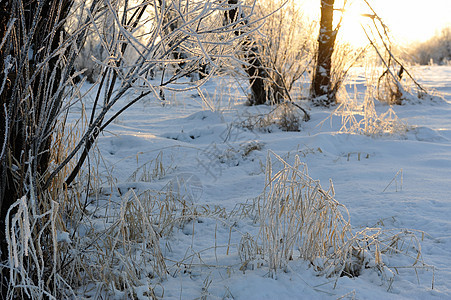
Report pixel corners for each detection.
[52,0,255,187]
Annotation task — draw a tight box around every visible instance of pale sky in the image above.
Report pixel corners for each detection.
[298,0,451,45]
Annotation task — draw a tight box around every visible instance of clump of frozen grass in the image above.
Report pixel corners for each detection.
[216,140,264,167]
[275,103,305,132]
[137,185,197,237]
[4,120,172,298]
[70,168,214,297]
[5,180,171,299]
[328,228,430,282]
[75,189,167,298]
[335,92,409,137]
[128,151,170,182]
[256,151,351,276]
[246,151,433,287]
[238,233,263,272]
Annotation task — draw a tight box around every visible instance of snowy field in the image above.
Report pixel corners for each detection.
[73,66,451,299]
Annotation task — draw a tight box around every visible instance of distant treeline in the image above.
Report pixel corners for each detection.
[410,27,451,65]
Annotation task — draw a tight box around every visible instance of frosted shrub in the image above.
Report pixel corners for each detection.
[358,0,430,104]
[237,103,306,132]
[255,0,315,103]
[75,36,105,83]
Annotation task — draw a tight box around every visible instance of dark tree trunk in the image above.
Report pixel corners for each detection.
[0,1,73,296]
[243,43,268,105]
[0,3,13,294]
[159,0,188,70]
[226,0,268,105]
[311,0,337,106]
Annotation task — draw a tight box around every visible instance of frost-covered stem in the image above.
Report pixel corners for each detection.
[0,104,8,161]
[63,1,148,187]
[370,17,426,94]
[360,0,426,101]
[361,26,403,93]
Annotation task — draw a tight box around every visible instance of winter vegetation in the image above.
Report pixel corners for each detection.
[0,0,450,299]
[409,26,451,65]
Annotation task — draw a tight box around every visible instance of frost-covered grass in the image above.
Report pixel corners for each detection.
[36,66,450,299]
[6,1,450,298]
[8,66,450,298]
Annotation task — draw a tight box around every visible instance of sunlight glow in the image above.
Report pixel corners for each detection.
[335,1,370,47]
[297,0,451,47]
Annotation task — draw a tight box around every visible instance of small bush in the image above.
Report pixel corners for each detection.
[237,103,306,132]
[255,0,315,103]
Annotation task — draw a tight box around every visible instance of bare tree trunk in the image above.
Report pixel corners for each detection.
[0,5,13,292]
[0,1,73,296]
[226,0,268,105]
[311,0,337,106]
[159,0,188,70]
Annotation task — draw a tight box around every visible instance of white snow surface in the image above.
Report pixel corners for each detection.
[73,66,451,299]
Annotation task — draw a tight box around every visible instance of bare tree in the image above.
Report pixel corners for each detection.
[225,0,269,105]
[56,0,251,188]
[310,0,338,106]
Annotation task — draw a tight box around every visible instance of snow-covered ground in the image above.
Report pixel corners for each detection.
[75,66,451,299]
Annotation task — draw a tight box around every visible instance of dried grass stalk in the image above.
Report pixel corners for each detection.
[336,94,409,137]
[257,151,351,276]
[254,151,432,287]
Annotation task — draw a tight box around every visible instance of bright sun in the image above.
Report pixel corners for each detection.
[335,1,370,47]
[298,0,451,47]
